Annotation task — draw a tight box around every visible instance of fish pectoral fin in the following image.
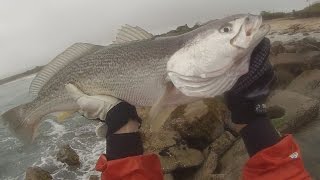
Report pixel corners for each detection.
[146,82,177,131]
[51,111,76,122]
[148,105,177,131]
[112,24,154,44]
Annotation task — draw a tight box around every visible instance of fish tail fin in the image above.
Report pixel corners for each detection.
[1,103,39,144]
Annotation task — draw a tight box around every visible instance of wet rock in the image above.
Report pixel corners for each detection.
[267,90,319,132]
[164,173,174,180]
[283,44,298,53]
[271,53,306,76]
[89,175,99,180]
[267,105,286,119]
[218,140,248,180]
[273,69,296,89]
[159,146,204,173]
[194,150,218,180]
[302,37,318,44]
[271,41,286,56]
[142,130,204,174]
[271,51,320,78]
[143,130,180,153]
[287,70,320,99]
[25,166,52,180]
[206,131,236,156]
[57,144,80,167]
[208,174,226,180]
[165,99,227,149]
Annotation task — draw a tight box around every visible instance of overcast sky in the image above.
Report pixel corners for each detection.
[0,0,309,79]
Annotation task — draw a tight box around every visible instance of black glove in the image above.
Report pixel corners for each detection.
[225,38,275,124]
[105,102,143,160]
[225,38,280,156]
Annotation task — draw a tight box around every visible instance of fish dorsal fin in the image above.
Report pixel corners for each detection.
[113,24,153,44]
[30,43,102,97]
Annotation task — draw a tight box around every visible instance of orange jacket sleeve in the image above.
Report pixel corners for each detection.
[242,135,311,180]
[95,153,163,180]
[96,135,310,180]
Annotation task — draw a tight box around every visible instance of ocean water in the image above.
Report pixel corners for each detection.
[0,76,105,180]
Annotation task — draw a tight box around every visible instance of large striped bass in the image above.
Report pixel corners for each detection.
[1,14,270,143]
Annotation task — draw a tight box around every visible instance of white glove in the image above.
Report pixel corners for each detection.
[65,83,121,120]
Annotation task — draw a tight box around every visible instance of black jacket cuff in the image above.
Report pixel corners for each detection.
[240,117,281,156]
[106,132,143,160]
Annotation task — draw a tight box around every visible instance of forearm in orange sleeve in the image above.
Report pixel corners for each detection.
[96,153,163,180]
[242,135,311,180]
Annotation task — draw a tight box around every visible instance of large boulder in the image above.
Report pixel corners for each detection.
[287,69,320,99]
[273,69,296,89]
[218,139,248,180]
[270,52,314,75]
[143,130,204,174]
[193,131,236,180]
[57,144,80,168]
[284,38,320,53]
[159,146,204,174]
[143,130,180,153]
[205,131,236,156]
[271,41,286,56]
[193,149,218,180]
[25,166,52,180]
[267,90,319,133]
[164,99,227,149]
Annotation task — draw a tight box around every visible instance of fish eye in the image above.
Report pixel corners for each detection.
[220,24,232,33]
[223,27,231,32]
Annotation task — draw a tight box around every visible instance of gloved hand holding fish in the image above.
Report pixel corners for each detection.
[1,14,270,143]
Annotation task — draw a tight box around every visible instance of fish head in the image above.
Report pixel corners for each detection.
[167,14,270,97]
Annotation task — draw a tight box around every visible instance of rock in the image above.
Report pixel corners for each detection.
[57,144,80,167]
[89,175,99,180]
[273,69,296,89]
[206,131,236,156]
[271,51,320,77]
[142,130,204,174]
[283,45,297,53]
[208,174,225,180]
[268,31,276,35]
[267,90,319,132]
[303,32,310,36]
[302,37,318,44]
[271,41,286,56]
[25,166,52,180]
[271,53,306,76]
[267,105,286,119]
[287,70,320,99]
[164,174,174,180]
[143,130,180,153]
[218,140,248,180]
[194,151,218,180]
[165,99,227,149]
[288,24,303,33]
[159,146,204,173]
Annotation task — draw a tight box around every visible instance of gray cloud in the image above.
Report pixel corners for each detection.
[0,0,308,78]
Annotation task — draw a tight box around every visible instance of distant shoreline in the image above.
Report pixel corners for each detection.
[0,66,43,85]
